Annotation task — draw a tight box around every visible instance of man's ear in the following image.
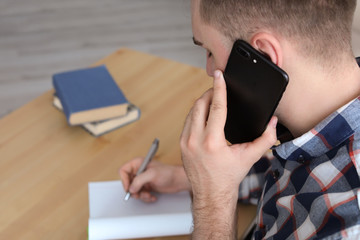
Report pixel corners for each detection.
[250,33,283,68]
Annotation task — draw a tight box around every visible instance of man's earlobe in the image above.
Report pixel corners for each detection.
[250,33,283,67]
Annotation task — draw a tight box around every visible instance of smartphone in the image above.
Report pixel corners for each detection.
[223,40,289,144]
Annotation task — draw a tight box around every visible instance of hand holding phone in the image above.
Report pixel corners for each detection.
[224,40,289,144]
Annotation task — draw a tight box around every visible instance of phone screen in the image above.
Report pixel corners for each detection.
[223,40,289,144]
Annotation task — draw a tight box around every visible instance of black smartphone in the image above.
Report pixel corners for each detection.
[223,40,289,144]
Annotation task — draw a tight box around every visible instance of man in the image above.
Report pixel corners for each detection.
[120,0,360,239]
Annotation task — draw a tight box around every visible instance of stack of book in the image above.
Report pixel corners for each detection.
[52,65,140,137]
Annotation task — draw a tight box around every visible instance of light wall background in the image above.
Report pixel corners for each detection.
[0,0,359,118]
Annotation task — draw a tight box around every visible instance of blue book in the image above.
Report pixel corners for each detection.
[53,65,129,125]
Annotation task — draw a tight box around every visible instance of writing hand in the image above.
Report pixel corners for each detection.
[119,158,190,202]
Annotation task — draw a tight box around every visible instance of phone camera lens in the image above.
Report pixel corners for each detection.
[237,47,250,60]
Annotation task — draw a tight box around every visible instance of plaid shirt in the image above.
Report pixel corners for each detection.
[239,57,360,239]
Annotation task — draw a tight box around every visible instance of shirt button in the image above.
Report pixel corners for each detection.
[297,154,306,164]
[272,170,280,180]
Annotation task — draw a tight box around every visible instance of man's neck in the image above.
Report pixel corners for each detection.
[279,54,360,138]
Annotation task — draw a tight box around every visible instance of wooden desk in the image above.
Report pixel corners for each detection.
[0,49,256,239]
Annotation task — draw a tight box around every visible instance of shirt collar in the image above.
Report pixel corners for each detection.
[274,57,360,161]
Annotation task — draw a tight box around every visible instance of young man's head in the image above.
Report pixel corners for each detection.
[200,0,356,59]
[191,0,360,137]
[192,0,357,74]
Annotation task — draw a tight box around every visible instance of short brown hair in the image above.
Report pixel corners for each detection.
[199,0,357,60]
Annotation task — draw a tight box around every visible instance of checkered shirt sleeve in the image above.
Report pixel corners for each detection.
[249,97,360,239]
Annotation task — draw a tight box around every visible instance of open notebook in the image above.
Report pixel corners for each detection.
[88,180,193,240]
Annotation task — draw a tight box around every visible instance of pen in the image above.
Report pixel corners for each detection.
[124,138,160,201]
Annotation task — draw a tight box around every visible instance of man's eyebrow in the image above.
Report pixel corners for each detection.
[192,37,203,46]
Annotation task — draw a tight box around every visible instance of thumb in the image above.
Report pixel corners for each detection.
[243,116,278,161]
[129,169,156,193]
[240,116,278,164]
[206,70,227,138]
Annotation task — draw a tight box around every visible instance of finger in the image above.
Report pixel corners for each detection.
[180,113,192,152]
[191,89,213,130]
[139,191,157,202]
[206,70,227,137]
[245,116,278,160]
[118,157,143,191]
[129,168,156,194]
[181,89,213,143]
